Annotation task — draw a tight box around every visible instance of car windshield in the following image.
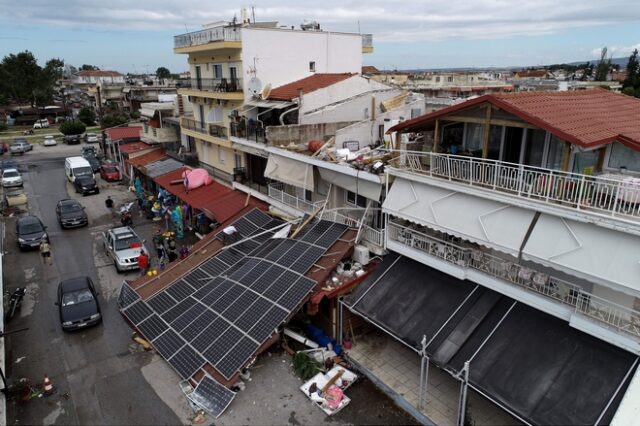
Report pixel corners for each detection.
[114,234,141,251]
[62,288,94,307]
[75,167,93,177]
[19,222,43,233]
[60,203,82,213]
[4,171,19,178]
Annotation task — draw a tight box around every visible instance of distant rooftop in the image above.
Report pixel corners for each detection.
[76,70,123,77]
[268,73,354,101]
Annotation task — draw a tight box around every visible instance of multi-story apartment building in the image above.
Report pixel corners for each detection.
[173,17,372,182]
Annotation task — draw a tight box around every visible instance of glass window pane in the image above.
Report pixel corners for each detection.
[608,143,640,172]
[524,129,546,167]
[546,135,564,170]
[572,149,600,174]
[464,123,484,155]
[487,125,502,160]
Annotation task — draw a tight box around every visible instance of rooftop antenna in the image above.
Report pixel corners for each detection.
[251,6,255,23]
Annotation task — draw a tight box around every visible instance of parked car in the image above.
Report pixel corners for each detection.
[2,168,23,188]
[99,163,121,182]
[81,146,97,158]
[85,133,99,143]
[10,139,33,155]
[4,189,28,206]
[73,175,99,195]
[85,155,100,173]
[56,199,88,228]
[102,226,148,272]
[64,135,81,145]
[43,135,57,146]
[16,215,48,250]
[56,277,102,331]
[33,119,50,129]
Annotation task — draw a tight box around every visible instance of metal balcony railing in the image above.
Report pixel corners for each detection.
[230,121,266,143]
[387,220,640,338]
[387,151,640,223]
[181,118,228,138]
[320,208,386,248]
[175,78,243,93]
[174,26,241,48]
[268,183,325,214]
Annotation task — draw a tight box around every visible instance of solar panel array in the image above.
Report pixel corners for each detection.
[119,210,348,415]
[187,374,236,418]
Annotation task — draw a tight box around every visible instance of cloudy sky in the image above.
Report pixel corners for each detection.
[1,0,639,73]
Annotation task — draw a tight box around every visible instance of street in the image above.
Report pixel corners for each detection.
[3,144,188,425]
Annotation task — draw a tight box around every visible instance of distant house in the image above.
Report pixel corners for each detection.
[512,69,551,80]
[361,65,380,75]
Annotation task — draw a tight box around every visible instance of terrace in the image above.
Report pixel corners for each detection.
[174,26,241,49]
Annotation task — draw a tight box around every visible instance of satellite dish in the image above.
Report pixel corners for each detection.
[247,77,262,97]
[261,83,272,100]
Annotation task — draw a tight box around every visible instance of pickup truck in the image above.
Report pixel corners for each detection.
[102,226,148,272]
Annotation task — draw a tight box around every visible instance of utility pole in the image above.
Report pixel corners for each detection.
[96,86,103,122]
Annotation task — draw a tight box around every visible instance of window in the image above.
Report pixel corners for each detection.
[309,61,316,72]
[346,191,367,208]
[572,149,599,174]
[545,135,564,170]
[435,76,441,83]
[487,125,503,160]
[213,64,222,79]
[523,128,546,167]
[463,123,484,155]
[447,76,453,82]
[607,142,640,172]
[218,146,226,164]
[234,153,242,169]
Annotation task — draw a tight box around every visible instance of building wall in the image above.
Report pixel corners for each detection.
[240,28,362,94]
[266,121,353,147]
[188,52,243,81]
[193,138,237,179]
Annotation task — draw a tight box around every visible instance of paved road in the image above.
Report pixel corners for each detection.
[3,150,185,425]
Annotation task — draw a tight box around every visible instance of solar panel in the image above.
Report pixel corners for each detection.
[247,306,288,342]
[201,281,234,306]
[228,217,257,236]
[165,279,196,302]
[221,292,254,320]
[147,291,179,314]
[172,303,208,332]
[248,238,281,258]
[118,283,140,309]
[275,243,308,269]
[315,224,348,248]
[168,345,205,380]
[188,375,236,419]
[290,246,326,273]
[191,317,230,353]
[244,209,272,228]
[299,220,331,244]
[137,314,169,341]
[229,258,260,281]
[203,327,243,366]
[264,240,293,262]
[182,310,219,342]
[123,300,153,325]
[277,277,316,310]
[153,329,186,359]
[183,269,212,289]
[200,258,228,277]
[211,285,245,313]
[234,298,273,331]
[162,297,197,324]
[237,260,271,286]
[249,265,286,293]
[216,248,244,267]
[215,337,260,379]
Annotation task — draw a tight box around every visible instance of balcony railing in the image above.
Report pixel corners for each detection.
[268,183,325,214]
[174,26,241,49]
[388,151,640,223]
[181,118,228,139]
[176,78,243,93]
[230,122,266,143]
[320,208,385,248]
[362,34,373,49]
[387,220,640,338]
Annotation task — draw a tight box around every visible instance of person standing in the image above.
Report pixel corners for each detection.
[137,250,149,276]
[39,240,52,265]
[105,196,114,218]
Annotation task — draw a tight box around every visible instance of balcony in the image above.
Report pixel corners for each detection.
[176,78,242,93]
[141,124,178,144]
[174,26,241,49]
[361,34,373,53]
[267,183,325,214]
[320,208,386,249]
[181,117,228,139]
[388,151,640,228]
[387,219,640,339]
[230,121,266,144]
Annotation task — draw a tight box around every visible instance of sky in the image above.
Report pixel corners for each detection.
[0,0,639,74]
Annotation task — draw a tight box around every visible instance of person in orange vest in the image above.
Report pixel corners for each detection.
[137,250,149,276]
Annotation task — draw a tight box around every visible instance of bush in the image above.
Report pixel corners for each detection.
[59,121,86,135]
[100,114,128,129]
[130,111,141,119]
[78,107,96,126]
[0,122,7,131]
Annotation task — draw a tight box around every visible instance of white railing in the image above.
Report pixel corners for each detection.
[320,209,385,248]
[174,26,241,48]
[267,183,325,214]
[388,151,640,222]
[387,220,640,338]
[362,34,373,49]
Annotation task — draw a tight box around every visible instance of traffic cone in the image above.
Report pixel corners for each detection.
[43,375,54,396]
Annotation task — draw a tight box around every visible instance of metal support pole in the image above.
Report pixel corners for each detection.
[457,361,470,426]
[337,297,344,344]
[418,335,428,411]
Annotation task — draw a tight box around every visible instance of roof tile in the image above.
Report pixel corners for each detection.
[268,73,354,101]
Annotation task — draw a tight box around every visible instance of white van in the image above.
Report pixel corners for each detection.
[65,157,93,182]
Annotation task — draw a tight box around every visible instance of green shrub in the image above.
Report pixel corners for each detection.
[59,121,86,135]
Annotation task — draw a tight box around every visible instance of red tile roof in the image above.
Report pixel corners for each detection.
[119,141,152,154]
[268,73,354,101]
[105,127,141,141]
[362,66,380,74]
[389,89,640,151]
[126,149,166,167]
[76,70,123,77]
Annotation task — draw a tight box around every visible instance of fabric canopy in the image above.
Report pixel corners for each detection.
[318,168,382,201]
[264,154,314,191]
[139,107,156,119]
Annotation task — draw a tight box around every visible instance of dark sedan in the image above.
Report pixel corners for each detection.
[85,155,101,173]
[56,277,102,331]
[56,199,88,228]
[16,215,48,250]
[74,175,99,195]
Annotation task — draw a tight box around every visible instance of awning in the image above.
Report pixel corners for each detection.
[129,149,167,168]
[139,107,157,118]
[318,168,382,201]
[346,253,639,426]
[264,154,314,191]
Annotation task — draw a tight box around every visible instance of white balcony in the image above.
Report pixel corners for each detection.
[174,26,241,49]
[387,151,640,232]
[320,208,385,249]
[387,220,640,340]
[267,183,325,215]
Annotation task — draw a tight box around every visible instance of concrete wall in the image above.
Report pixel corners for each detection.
[266,121,353,147]
[194,138,238,181]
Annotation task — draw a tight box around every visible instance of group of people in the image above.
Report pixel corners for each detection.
[137,228,191,276]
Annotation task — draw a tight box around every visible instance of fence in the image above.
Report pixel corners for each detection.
[175,78,243,93]
[320,209,385,248]
[267,183,325,214]
[174,26,241,48]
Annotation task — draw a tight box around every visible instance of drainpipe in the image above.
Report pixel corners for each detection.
[279,88,303,125]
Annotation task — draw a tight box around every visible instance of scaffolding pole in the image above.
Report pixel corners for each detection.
[457,361,470,426]
[337,297,344,344]
[418,334,429,411]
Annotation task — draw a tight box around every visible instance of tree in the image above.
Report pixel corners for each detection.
[594,47,612,81]
[0,51,64,107]
[80,64,99,71]
[59,121,86,135]
[156,67,171,80]
[78,107,96,126]
[623,49,639,97]
[100,114,128,129]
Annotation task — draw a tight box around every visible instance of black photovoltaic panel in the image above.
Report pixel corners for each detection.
[193,277,227,301]
[189,375,236,419]
[216,248,244,267]
[277,277,316,310]
[191,317,230,353]
[162,297,196,324]
[153,329,186,359]
[299,220,332,244]
[234,298,272,331]
[264,239,294,262]
[118,283,140,309]
[172,303,208,332]
[315,224,348,248]
[137,314,169,341]
[275,244,308,269]
[290,246,326,273]
[248,306,288,342]
[147,291,179,314]
[200,258,228,277]
[202,282,234,306]
[233,239,260,255]
[261,270,299,300]
[229,258,260,281]
[211,285,244,313]
[215,337,260,379]
[222,292,254,320]
[203,327,243,365]
[165,279,196,302]
[229,217,257,236]
[250,266,285,294]
[183,269,212,290]
[123,300,153,325]
[183,310,219,342]
[244,209,272,228]
[238,260,271,285]
[168,345,205,380]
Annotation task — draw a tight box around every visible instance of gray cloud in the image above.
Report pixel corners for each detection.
[1,0,639,42]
